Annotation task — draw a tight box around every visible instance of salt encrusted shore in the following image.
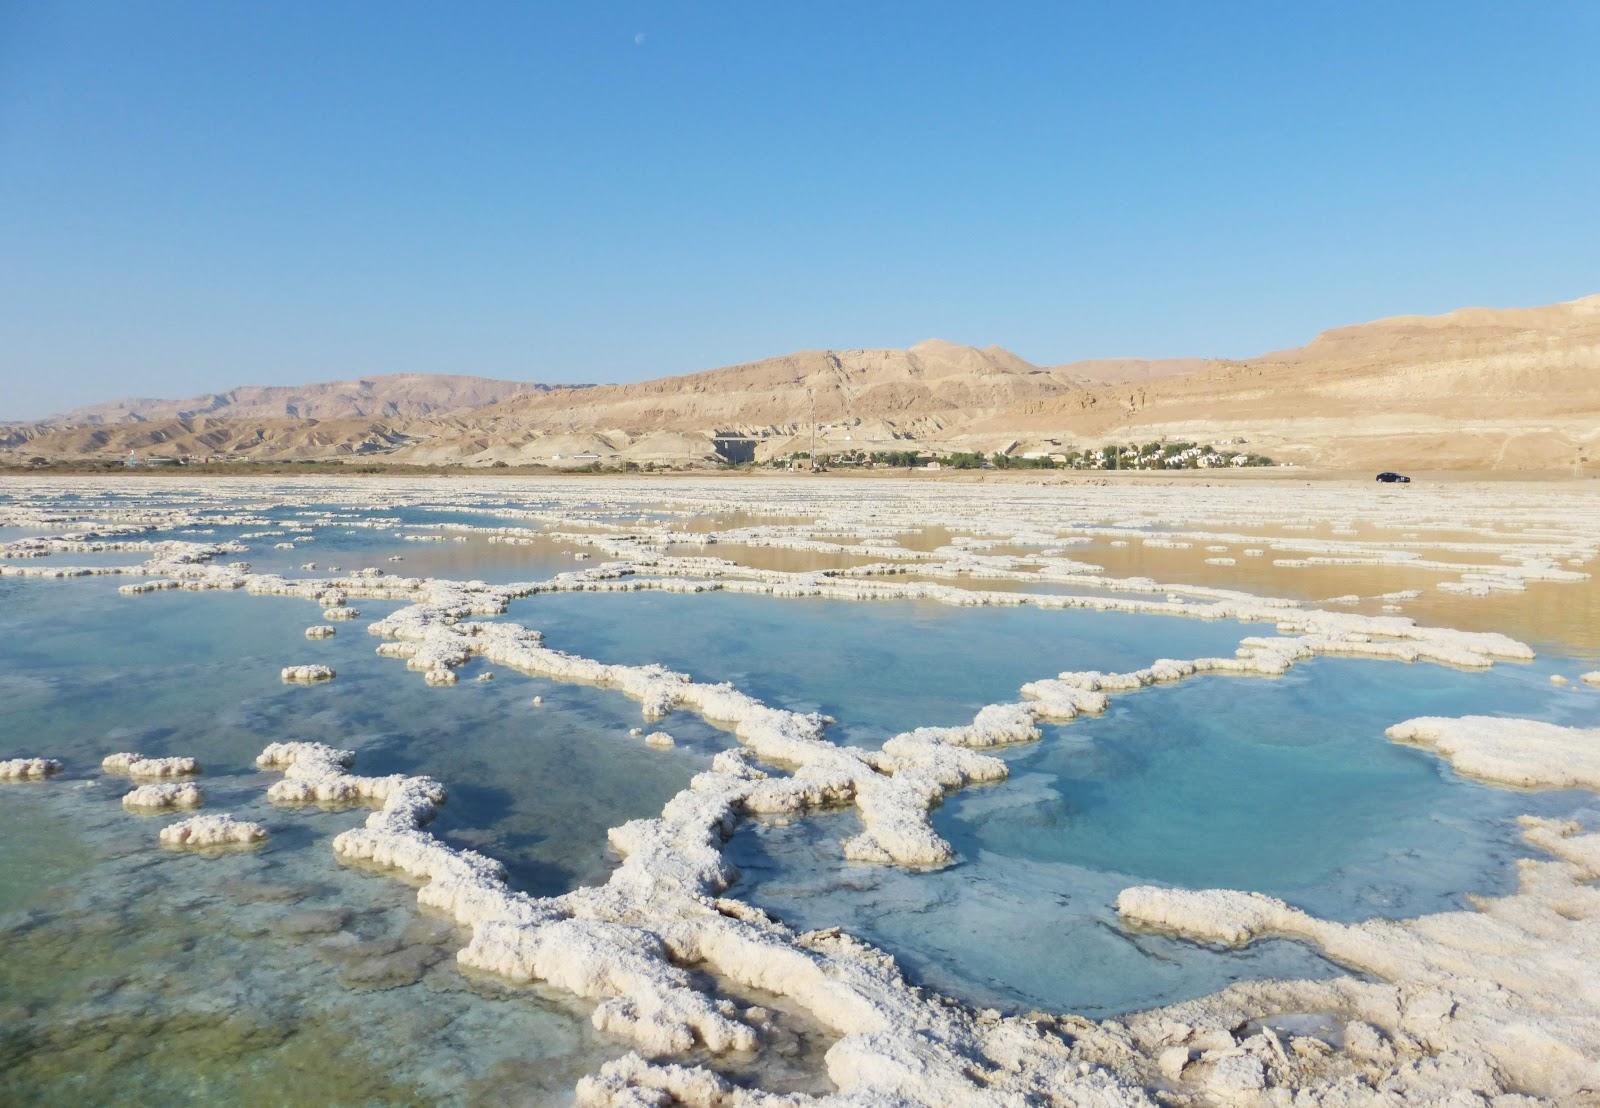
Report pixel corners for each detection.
[1116,814,1600,1102]
[1386,716,1600,790]
[354,577,1530,870]
[5,475,1600,1105]
[159,813,267,847]
[255,741,1134,1102]
[0,756,62,780]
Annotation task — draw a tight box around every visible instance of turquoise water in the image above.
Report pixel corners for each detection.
[5,487,1599,1099]
[0,577,768,1103]
[727,654,1598,1016]
[0,577,725,894]
[520,590,1256,747]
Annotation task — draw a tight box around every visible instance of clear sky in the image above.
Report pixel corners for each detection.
[2,2,1597,419]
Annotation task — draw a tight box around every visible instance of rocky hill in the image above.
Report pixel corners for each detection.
[993,293,1600,470]
[6,295,1598,471]
[45,373,561,425]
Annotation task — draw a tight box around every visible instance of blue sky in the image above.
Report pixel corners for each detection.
[2,2,1597,419]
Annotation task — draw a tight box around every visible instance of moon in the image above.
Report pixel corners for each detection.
[633,32,646,46]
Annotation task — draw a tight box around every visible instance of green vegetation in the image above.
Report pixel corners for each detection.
[767,440,1275,472]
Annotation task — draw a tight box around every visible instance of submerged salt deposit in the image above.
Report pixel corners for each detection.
[0,756,62,780]
[158,813,267,847]
[281,664,336,683]
[122,781,205,810]
[4,474,1600,1105]
[102,752,201,778]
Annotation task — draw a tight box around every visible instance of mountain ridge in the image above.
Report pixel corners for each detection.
[42,373,569,426]
[7,294,1598,470]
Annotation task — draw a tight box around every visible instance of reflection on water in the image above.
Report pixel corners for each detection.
[670,541,885,574]
[1077,536,1600,657]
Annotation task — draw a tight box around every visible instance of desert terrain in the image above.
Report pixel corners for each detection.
[5,294,1598,472]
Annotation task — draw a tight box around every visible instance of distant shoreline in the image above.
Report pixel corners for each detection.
[1,463,1593,484]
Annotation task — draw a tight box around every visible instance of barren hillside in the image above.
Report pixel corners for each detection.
[7,294,1598,470]
[47,373,561,425]
[995,294,1600,469]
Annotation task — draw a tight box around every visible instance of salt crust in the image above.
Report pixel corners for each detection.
[1386,716,1600,790]
[1117,815,1600,1102]
[159,813,267,847]
[101,751,201,778]
[122,781,204,810]
[0,757,62,780]
[255,740,1130,1102]
[8,477,1600,1104]
[281,664,336,682]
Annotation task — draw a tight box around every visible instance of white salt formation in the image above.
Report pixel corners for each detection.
[1117,813,1600,1103]
[304,624,336,638]
[257,740,446,810]
[1387,715,1600,790]
[281,664,336,683]
[0,756,62,780]
[101,752,201,778]
[159,813,267,848]
[122,781,204,810]
[7,474,1600,1105]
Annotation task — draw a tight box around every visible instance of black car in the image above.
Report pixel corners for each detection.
[1375,472,1410,483]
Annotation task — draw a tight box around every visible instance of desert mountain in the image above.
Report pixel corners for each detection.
[453,340,1092,435]
[45,373,561,425]
[0,415,417,462]
[993,293,1600,469]
[6,294,1599,470]
[1044,357,1216,387]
